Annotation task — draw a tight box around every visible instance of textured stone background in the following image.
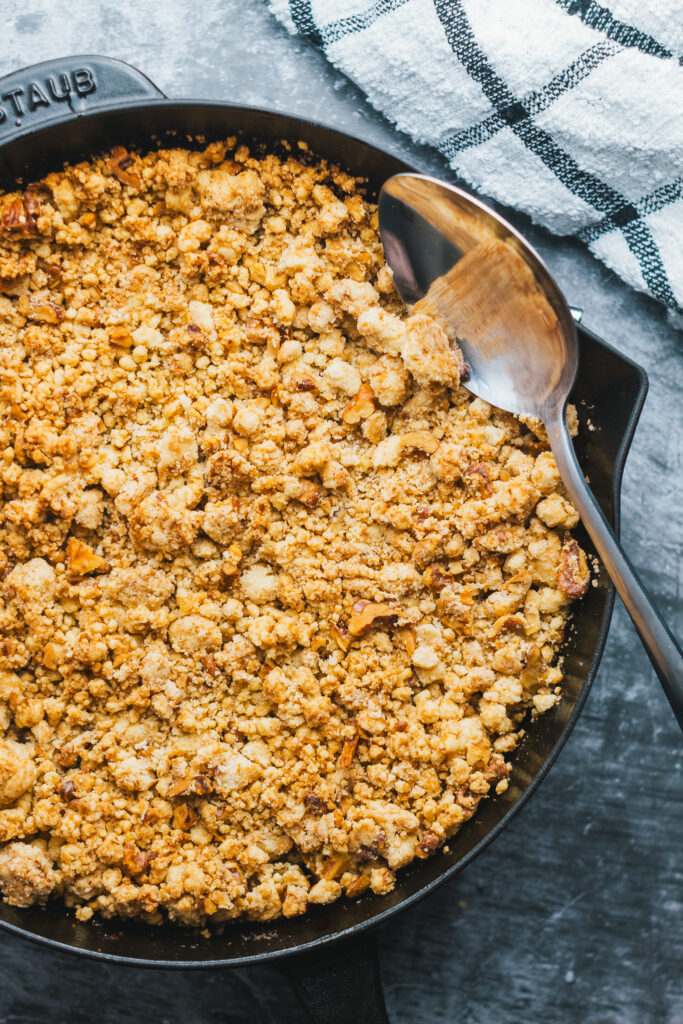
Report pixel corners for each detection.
[0,3,681,1022]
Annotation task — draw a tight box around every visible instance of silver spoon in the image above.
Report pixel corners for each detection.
[378,172,683,728]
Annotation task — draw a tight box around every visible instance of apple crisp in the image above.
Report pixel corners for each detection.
[0,140,589,926]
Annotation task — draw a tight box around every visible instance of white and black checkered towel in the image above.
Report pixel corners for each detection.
[266,0,683,319]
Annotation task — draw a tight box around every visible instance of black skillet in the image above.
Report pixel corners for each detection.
[0,55,648,1024]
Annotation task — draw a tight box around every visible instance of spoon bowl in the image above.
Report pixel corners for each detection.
[379,172,683,728]
[378,173,577,419]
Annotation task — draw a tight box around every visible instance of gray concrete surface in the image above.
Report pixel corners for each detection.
[0,2,681,1022]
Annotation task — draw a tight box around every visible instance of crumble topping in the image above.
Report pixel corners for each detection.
[0,140,589,926]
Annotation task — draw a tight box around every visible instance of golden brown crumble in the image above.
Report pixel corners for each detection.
[0,140,589,925]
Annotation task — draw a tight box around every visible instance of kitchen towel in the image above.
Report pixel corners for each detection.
[266,0,683,319]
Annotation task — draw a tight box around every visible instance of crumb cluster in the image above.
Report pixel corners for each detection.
[0,141,589,925]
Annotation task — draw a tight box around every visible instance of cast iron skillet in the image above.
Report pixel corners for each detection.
[0,56,648,1023]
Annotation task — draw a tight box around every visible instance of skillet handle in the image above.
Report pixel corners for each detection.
[283,931,390,1024]
[0,55,164,145]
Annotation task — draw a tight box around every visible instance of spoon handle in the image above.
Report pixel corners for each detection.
[545,412,683,729]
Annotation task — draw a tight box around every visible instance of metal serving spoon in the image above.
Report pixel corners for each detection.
[378,172,683,729]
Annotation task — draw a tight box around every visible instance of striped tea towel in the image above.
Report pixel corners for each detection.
[266,0,683,320]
